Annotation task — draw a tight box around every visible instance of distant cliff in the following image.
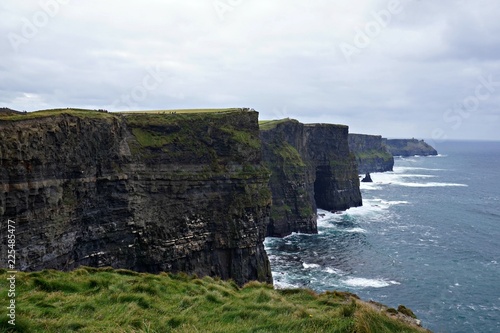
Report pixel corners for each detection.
[0,108,272,286]
[384,139,438,157]
[348,134,394,174]
[260,119,362,237]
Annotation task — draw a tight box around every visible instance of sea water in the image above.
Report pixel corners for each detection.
[265,141,500,333]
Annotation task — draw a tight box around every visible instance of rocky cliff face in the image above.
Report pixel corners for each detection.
[384,139,438,157]
[348,134,394,174]
[0,109,272,286]
[260,119,362,237]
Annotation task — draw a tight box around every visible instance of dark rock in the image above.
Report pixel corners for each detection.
[0,109,272,286]
[348,134,394,174]
[261,119,362,237]
[361,173,373,182]
[383,138,438,156]
[0,109,366,285]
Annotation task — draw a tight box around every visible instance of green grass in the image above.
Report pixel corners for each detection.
[354,149,393,161]
[259,118,296,131]
[120,108,243,114]
[124,110,262,166]
[0,107,250,122]
[0,268,428,333]
[0,108,117,121]
[275,142,305,167]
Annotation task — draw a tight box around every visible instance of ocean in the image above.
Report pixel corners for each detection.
[264,141,500,333]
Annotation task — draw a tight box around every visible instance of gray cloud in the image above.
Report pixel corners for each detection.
[1,0,499,140]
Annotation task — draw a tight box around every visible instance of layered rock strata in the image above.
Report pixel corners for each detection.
[383,139,438,157]
[0,109,272,285]
[260,119,362,237]
[348,134,394,174]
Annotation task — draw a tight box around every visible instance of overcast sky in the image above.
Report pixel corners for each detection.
[1,0,499,141]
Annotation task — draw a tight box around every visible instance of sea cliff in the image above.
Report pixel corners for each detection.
[0,108,272,285]
[260,119,362,237]
[348,134,394,174]
[384,139,438,157]
[0,109,365,284]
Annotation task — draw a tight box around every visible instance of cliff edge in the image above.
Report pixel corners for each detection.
[348,133,394,174]
[0,108,272,285]
[260,119,362,237]
[384,138,438,157]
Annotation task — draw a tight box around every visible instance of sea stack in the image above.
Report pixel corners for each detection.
[361,172,373,182]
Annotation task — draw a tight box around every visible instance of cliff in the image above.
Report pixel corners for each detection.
[348,134,394,174]
[0,108,272,286]
[260,119,362,237]
[384,139,438,157]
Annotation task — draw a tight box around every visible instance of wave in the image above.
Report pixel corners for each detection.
[302,263,320,269]
[273,280,299,289]
[282,232,316,239]
[360,182,383,191]
[316,213,370,232]
[324,267,345,275]
[396,174,437,178]
[344,227,367,233]
[393,167,446,172]
[329,199,407,215]
[397,182,468,188]
[343,277,400,288]
[359,171,467,188]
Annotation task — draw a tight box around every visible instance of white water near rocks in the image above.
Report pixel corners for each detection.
[265,141,500,333]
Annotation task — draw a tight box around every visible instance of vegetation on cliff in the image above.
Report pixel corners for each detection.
[384,139,438,157]
[259,118,362,237]
[0,107,272,286]
[0,108,117,121]
[125,109,262,163]
[348,134,394,174]
[0,268,428,333]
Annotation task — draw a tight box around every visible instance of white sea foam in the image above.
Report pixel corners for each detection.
[302,263,320,269]
[397,174,437,178]
[343,277,400,288]
[393,166,446,172]
[332,198,408,217]
[344,227,368,233]
[360,171,467,188]
[397,182,468,187]
[324,267,345,275]
[317,209,338,221]
[386,200,409,205]
[273,280,299,290]
[359,182,383,190]
[282,232,316,239]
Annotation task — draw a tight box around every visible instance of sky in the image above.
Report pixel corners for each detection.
[1,0,500,142]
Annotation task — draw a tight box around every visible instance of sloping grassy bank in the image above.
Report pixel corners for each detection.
[0,268,429,333]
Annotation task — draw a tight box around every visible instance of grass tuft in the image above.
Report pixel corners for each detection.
[0,268,428,333]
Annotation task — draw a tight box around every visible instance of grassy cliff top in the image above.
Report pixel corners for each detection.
[0,268,428,333]
[259,119,349,131]
[0,108,252,122]
[120,108,245,114]
[259,118,298,130]
[0,108,118,121]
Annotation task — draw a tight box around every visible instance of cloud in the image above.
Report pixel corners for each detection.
[0,0,499,140]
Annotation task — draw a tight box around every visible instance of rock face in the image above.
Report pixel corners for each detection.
[348,134,394,174]
[383,139,438,157]
[260,119,362,237]
[0,109,272,286]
